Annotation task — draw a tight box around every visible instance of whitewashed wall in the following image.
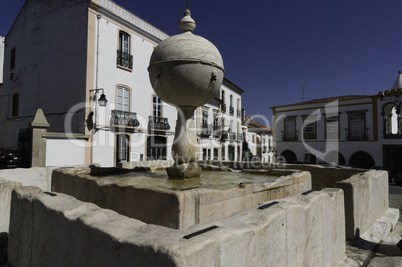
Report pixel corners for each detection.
[46,139,86,167]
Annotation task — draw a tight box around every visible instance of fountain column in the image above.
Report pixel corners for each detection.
[148,9,224,179]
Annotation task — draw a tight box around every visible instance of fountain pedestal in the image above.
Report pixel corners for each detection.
[167,106,202,178]
[148,9,224,179]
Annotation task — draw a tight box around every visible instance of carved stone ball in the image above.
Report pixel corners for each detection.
[148,31,224,107]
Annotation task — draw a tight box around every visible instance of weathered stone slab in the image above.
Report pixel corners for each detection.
[52,168,311,229]
[0,178,22,233]
[8,186,345,267]
[336,170,389,240]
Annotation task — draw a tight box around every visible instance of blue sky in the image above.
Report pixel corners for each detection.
[1,0,402,126]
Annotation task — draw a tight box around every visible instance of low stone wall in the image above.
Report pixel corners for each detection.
[336,170,389,240]
[51,168,311,229]
[8,186,345,267]
[0,167,56,191]
[0,178,22,233]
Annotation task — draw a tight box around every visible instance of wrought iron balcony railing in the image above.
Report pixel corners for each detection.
[213,127,220,138]
[346,128,368,140]
[110,110,139,127]
[148,116,170,131]
[117,49,133,70]
[281,131,298,141]
[200,124,212,137]
[229,106,234,116]
[220,130,229,140]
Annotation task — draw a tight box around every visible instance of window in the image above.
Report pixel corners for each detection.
[221,90,226,113]
[117,31,133,70]
[12,93,19,117]
[119,31,130,54]
[10,47,16,70]
[383,103,400,137]
[221,146,225,160]
[347,111,367,140]
[325,116,339,139]
[153,95,162,117]
[237,98,241,117]
[116,134,129,163]
[213,148,219,160]
[283,117,297,140]
[302,115,317,140]
[202,110,208,128]
[229,95,234,115]
[117,87,130,112]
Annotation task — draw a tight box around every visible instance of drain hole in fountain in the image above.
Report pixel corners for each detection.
[302,190,314,195]
[258,201,279,210]
[180,187,200,191]
[183,225,219,239]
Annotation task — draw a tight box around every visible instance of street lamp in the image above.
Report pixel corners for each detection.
[90,88,108,106]
[89,88,108,132]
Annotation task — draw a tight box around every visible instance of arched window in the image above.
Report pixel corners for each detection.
[383,102,399,135]
[117,86,130,112]
[117,30,133,70]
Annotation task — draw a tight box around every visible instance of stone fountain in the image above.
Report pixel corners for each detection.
[148,9,224,178]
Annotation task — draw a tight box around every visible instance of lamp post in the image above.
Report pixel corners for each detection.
[89,88,108,132]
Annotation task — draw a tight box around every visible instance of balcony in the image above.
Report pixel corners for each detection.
[229,106,234,116]
[220,130,229,140]
[213,127,220,138]
[237,109,241,118]
[148,116,170,131]
[221,103,226,113]
[110,110,139,127]
[281,131,298,141]
[200,124,212,137]
[346,128,368,140]
[117,49,133,70]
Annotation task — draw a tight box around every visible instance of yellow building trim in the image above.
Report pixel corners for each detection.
[84,10,97,165]
[372,96,379,141]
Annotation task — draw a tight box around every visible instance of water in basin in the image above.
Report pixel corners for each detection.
[94,170,279,190]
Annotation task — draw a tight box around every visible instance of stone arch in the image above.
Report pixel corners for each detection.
[280,150,297,164]
[382,102,399,135]
[349,151,375,169]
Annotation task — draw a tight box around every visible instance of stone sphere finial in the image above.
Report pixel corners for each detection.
[179,9,196,33]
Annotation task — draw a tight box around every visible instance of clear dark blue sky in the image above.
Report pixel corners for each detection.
[1,0,402,126]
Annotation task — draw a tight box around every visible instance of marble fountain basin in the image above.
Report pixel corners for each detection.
[51,166,311,229]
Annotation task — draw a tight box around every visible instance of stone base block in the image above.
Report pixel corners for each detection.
[166,162,202,179]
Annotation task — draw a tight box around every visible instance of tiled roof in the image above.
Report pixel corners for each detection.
[247,121,272,131]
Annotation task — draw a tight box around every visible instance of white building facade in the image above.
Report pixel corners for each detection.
[195,78,244,162]
[244,120,274,163]
[272,95,378,168]
[0,0,175,167]
[271,71,402,176]
[0,0,253,167]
